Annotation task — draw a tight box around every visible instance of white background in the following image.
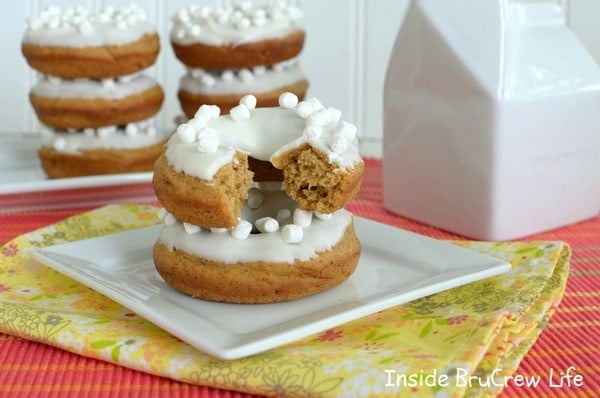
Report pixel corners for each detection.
[3,1,599,157]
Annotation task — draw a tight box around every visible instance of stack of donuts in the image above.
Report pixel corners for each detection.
[152,92,365,304]
[170,0,309,117]
[21,4,165,178]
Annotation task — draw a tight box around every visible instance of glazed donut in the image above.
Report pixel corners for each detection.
[22,5,159,79]
[170,3,305,69]
[177,59,309,117]
[39,119,166,178]
[29,74,164,129]
[152,92,365,303]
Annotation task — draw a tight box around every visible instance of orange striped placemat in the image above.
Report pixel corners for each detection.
[0,158,597,397]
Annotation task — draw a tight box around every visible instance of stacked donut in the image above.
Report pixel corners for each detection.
[153,92,365,304]
[170,1,309,117]
[22,5,165,178]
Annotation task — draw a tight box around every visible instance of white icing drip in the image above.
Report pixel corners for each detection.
[170,1,303,46]
[179,59,306,96]
[23,4,156,48]
[40,118,163,153]
[31,73,159,100]
[164,94,362,181]
[158,207,353,264]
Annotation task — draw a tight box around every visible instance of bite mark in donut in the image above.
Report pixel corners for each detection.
[152,92,365,303]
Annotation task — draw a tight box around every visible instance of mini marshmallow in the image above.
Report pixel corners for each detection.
[255,217,279,233]
[231,219,252,240]
[307,108,332,127]
[335,120,358,140]
[210,227,228,234]
[230,104,251,122]
[295,101,314,119]
[125,123,138,136]
[78,20,93,34]
[83,127,95,137]
[253,65,266,75]
[197,132,219,152]
[279,92,298,109]
[101,78,115,89]
[201,74,216,87]
[327,107,343,125]
[236,17,251,29]
[239,94,257,109]
[238,68,254,83]
[307,97,324,111]
[282,224,303,244]
[276,208,291,223]
[47,76,62,85]
[176,123,197,143]
[97,125,116,137]
[188,116,207,131]
[190,68,204,79]
[315,211,333,220]
[146,126,157,137]
[330,134,349,154]
[302,125,323,142]
[195,104,220,120]
[53,138,67,151]
[183,222,201,234]
[293,208,313,228]
[247,187,264,209]
[221,70,234,82]
[164,213,177,226]
[157,207,168,220]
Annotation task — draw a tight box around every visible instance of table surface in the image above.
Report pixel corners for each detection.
[0,158,598,398]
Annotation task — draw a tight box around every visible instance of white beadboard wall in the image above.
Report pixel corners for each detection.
[3,1,600,158]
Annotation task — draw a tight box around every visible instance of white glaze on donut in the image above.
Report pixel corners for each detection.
[170,1,303,46]
[180,59,305,96]
[23,4,156,48]
[165,93,362,181]
[157,186,353,263]
[31,73,159,100]
[40,118,164,153]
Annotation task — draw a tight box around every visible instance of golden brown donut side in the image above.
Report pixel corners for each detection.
[21,33,160,79]
[177,79,309,118]
[152,152,254,228]
[38,140,166,178]
[153,221,361,304]
[171,30,305,69]
[271,144,366,214]
[30,85,164,129]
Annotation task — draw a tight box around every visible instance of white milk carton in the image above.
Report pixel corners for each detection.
[383,0,600,240]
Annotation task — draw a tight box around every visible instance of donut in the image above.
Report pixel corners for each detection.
[152,92,365,303]
[38,119,166,178]
[170,2,309,117]
[170,3,305,69]
[29,74,164,129]
[177,59,309,117]
[154,186,361,304]
[22,5,159,79]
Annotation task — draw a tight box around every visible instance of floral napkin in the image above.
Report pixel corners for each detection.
[0,204,569,397]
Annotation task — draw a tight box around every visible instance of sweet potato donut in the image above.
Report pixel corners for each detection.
[39,119,166,178]
[152,92,365,303]
[177,60,309,117]
[153,209,361,304]
[29,75,164,129]
[153,92,364,228]
[170,3,305,69]
[21,5,159,79]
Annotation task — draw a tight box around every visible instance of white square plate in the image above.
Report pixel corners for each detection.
[32,218,511,360]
